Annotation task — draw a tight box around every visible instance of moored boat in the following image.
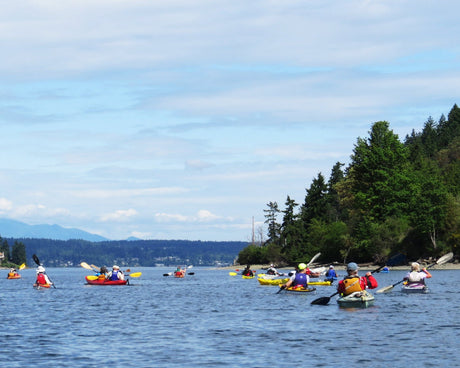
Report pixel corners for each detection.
[337,290,375,308]
[401,283,428,294]
[85,276,128,285]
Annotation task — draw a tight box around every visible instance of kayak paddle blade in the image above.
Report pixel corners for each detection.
[311,296,331,305]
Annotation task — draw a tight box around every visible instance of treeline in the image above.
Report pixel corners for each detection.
[3,238,248,267]
[238,104,460,266]
[0,237,27,267]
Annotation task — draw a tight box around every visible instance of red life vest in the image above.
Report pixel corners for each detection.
[36,273,47,285]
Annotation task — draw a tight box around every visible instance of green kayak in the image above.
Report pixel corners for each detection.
[337,290,375,308]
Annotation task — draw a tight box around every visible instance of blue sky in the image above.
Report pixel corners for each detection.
[0,1,459,241]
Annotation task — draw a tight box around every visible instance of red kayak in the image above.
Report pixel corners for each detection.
[85,276,128,285]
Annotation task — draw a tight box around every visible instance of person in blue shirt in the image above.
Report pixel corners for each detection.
[281,263,310,289]
[107,265,124,281]
[325,265,338,282]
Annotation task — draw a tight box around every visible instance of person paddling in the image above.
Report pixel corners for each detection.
[242,265,254,277]
[35,266,53,286]
[325,265,338,282]
[337,262,378,296]
[266,264,280,276]
[281,263,310,290]
[107,265,124,281]
[96,266,108,280]
[403,262,432,285]
[8,268,19,278]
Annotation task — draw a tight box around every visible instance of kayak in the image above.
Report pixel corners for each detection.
[258,277,332,286]
[258,277,289,285]
[310,280,333,286]
[174,273,185,278]
[284,286,317,294]
[7,274,21,279]
[242,275,255,279]
[85,276,128,285]
[401,283,428,294]
[337,290,375,308]
[33,283,51,289]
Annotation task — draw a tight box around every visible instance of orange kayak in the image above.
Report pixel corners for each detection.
[7,274,21,279]
[33,283,51,288]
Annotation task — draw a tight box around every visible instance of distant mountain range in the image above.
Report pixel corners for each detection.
[0,218,108,242]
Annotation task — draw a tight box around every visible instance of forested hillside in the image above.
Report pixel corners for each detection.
[0,238,248,267]
[238,104,460,266]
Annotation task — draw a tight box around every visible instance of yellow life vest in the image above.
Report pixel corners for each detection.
[342,276,363,295]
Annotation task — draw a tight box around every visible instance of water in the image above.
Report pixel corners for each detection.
[1,267,459,367]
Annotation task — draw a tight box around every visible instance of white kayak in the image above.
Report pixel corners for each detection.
[337,290,375,308]
[401,283,429,294]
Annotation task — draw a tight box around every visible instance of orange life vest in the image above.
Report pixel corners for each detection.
[342,276,363,295]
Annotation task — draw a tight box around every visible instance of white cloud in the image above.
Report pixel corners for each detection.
[0,198,13,212]
[100,209,138,222]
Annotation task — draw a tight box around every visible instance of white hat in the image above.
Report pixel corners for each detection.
[37,266,45,273]
[329,265,334,268]
[113,265,120,270]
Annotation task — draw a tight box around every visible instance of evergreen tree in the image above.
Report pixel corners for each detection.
[263,201,281,246]
[11,241,26,265]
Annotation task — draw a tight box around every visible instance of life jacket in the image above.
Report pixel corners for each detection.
[407,271,425,284]
[36,273,47,285]
[110,270,119,281]
[8,272,15,278]
[293,272,308,287]
[342,276,363,295]
[98,274,106,280]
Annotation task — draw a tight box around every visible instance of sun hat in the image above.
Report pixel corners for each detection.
[113,265,120,270]
[298,263,307,270]
[37,266,45,273]
[329,265,334,269]
[346,262,358,271]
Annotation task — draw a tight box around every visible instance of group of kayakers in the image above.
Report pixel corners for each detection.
[279,260,433,297]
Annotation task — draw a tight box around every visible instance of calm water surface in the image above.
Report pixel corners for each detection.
[0,267,459,367]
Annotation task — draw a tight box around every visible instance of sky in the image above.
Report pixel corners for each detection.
[0,1,459,242]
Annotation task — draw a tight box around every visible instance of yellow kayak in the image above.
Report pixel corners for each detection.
[258,277,332,286]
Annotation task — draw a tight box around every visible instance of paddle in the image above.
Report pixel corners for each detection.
[32,254,56,289]
[80,262,98,272]
[311,263,388,305]
[307,252,321,266]
[229,272,237,276]
[163,272,173,277]
[376,252,453,294]
[19,263,26,270]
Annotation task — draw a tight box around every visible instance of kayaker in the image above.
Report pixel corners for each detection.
[403,262,432,285]
[174,266,186,277]
[337,262,378,296]
[266,264,280,276]
[242,264,254,277]
[325,265,338,282]
[281,263,310,289]
[35,266,53,286]
[97,266,108,280]
[8,268,19,278]
[107,265,125,281]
